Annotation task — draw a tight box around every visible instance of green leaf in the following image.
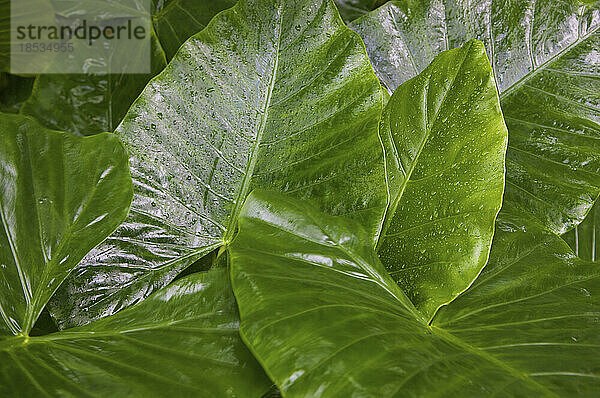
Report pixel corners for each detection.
[20,33,167,136]
[0,113,132,337]
[230,190,600,397]
[50,0,386,329]
[377,40,507,318]
[0,267,272,396]
[152,0,238,60]
[352,0,600,234]
[21,0,240,136]
[563,199,600,261]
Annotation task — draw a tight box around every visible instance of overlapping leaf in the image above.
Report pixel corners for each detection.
[20,0,168,136]
[377,40,507,318]
[51,0,386,329]
[0,113,132,336]
[230,190,600,397]
[352,0,600,234]
[20,0,246,136]
[21,49,166,136]
[151,0,237,60]
[0,267,272,397]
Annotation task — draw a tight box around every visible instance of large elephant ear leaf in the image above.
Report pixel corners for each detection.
[351,1,600,234]
[50,0,386,329]
[0,267,272,396]
[378,40,507,319]
[0,113,132,337]
[230,191,600,397]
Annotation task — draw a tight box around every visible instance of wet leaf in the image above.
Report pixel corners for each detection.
[332,0,380,23]
[20,0,241,136]
[21,33,167,136]
[0,267,272,397]
[231,190,600,397]
[377,40,507,319]
[352,0,600,234]
[0,113,132,336]
[50,0,386,329]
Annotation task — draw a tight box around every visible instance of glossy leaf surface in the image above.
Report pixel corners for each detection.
[0,114,132,336]
[378,40,507,318]
[231,191,600,397]
[21,0,242,136]
[352,0,600,234]
[52,0,386,329]
[0,267,272,397]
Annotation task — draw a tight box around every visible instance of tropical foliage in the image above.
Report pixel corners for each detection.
[0,0,598,396]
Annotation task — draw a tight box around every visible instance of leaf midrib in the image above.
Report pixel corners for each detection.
[499,12,599,101]
[0,204,26,335]
[378,42,472,247]
[224,6,283,243]
[0,311,231,352]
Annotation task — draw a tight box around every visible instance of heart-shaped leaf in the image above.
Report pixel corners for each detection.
[230,190,600,397]
[377,40,507,318]
[0,267,272,396]
[0,113,132,336]
[352,0,600,234]
[50,0,386,329]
